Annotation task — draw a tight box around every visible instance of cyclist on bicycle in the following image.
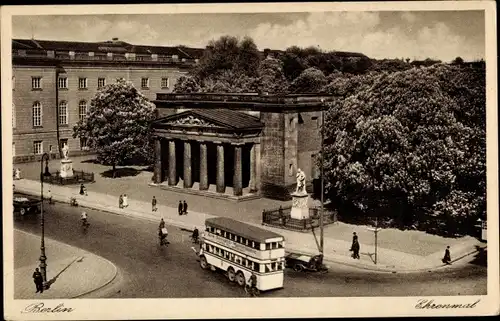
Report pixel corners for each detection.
[248,272,257,291]
[192,227,199,243]
[81,211,89,226]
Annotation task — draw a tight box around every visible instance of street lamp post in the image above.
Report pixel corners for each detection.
[367,217,381,264]
[40,152,50,289]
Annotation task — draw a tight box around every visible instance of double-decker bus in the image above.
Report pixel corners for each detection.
[198,217,285,291]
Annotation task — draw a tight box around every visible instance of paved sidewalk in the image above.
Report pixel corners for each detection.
[14,178,485,273]
[13,229,118,299]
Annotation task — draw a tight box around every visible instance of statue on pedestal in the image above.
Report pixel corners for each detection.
[62,143,69,160]
[295,168,307,195]
[291,168,310,220]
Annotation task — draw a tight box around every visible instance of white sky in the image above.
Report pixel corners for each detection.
[12,11,485,62]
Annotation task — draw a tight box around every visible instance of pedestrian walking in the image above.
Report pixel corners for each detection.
[152,196,157,212]
[442,246,452,265]
[47,189,53,204]
[79,183,85,195]
[183,200,188,215]
[123,194,128,208]
[32,268,44,293]
[14,168,21,180]
[350,232,360,259]
[119,194,123,209]
[178,201,183,215]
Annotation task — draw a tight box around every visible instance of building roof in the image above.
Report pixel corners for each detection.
[205,217,284,243]
[12,38,204,59]
[154,108,264,130]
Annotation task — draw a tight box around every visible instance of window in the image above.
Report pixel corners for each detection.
[58,77,68,89]
[79,100,87,122]
[32,77,42,89]
[98,78,106,88]
[58,101,68,125]
[141,78,149,88]
[12,103,16,128]
[32,102,42,127]
[311,116,319,128]
[289,163,294,176]
[12,76,15,90]
[161,77,169,88]
[12,143,15,157]
[78,77,87,89]
[33,141,43,155]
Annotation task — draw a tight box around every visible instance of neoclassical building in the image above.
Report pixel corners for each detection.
[151,93,335,200]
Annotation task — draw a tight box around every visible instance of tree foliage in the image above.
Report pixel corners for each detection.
[73,79,156,177]
[322,64,486,236]
[256,57,289,94]
[289,67,328,93]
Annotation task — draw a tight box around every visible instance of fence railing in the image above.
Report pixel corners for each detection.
[42,170,95,185]
[262,206,338,232]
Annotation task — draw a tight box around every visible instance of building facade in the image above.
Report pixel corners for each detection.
[12,38,203,163]
[152,93,334,200]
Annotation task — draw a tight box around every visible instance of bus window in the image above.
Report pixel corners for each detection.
[264,264,270,273]
[253,242,260,250]
[216,229,222,235]
[265,243,271,250]
[205,226,210,232]
[254,263,260,272]
[278,241,283,248]
[210,227,215,233]
[271,262,276,271]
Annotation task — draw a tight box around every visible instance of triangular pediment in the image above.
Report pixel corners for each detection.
[157,111,228,129]
[153,109,264,130]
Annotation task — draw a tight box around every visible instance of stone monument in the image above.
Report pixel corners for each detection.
[290,168,310,220]
[60,143,74,178]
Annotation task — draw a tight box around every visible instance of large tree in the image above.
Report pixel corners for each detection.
[289,67,327,93]
[256,57,289,94]
[73,79,156,177]
[322,64,486,236]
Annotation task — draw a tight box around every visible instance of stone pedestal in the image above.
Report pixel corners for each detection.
[60,159,74,178]
[290,192,310,220]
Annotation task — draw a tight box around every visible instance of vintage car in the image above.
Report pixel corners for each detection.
[13,194,42,216]
[285,252,328,273]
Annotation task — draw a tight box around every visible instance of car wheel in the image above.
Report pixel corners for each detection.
[20,208,26,216]
[293,264,303,272]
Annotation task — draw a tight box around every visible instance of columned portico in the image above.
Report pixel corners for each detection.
[152,109,263,199]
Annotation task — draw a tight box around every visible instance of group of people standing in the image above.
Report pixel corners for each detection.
[178,200,188,215]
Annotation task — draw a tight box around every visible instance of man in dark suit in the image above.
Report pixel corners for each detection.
[178,201,183,215]
[32,268,44,293]
[183,200,188,215]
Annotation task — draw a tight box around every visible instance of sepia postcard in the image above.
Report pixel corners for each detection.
[2,1,498,319]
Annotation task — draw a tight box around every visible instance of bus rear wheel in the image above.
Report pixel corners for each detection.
[236,271,245,287]
[200,256,208,270]
[227,267,236,282]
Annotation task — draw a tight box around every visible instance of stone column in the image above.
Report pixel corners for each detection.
[216,143,225,193]
[233,144,243,196]
[168,140,177,186]
[249,144,257,192]
[183,141,192,188]
[153,138,162,184]
[199,142,208,191]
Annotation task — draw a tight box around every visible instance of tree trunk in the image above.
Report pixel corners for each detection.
[112,163,116,178]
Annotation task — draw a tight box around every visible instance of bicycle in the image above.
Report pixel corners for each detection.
[244,283,260,297]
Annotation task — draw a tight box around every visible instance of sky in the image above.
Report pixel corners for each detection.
[12,11,485,61]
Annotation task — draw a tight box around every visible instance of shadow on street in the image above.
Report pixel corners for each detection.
[469,246,487,267]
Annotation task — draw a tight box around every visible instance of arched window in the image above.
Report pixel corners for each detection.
[32,102,42,127]
[58,101,68,125]
[79,100,87,122]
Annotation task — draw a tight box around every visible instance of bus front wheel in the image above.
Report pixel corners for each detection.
[227,267,236,282]
[200,256,208,270]
[236,271,245,287]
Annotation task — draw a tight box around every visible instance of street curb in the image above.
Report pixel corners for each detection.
[14,229,119,299]
[71,256,118,299]
[16,187,483,274]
